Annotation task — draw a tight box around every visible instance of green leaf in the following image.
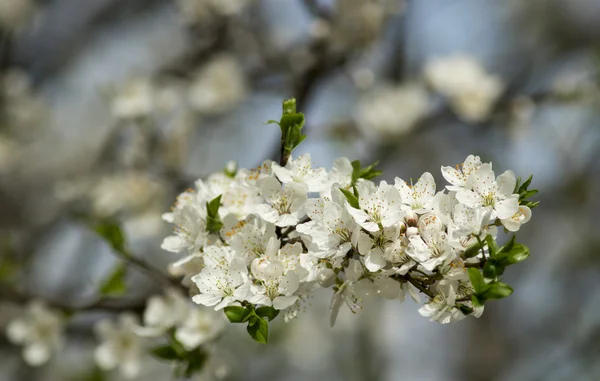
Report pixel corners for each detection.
[485,235,499,257]
[471,294,485,308]
[256,306,280,321]
[99,264,127,296]
[483,261,502,279]
[463,240,483,259]
[518,175,533,194]
[481,281,514,300]
[280,114,304,132]
[95,220,126,254]
[514,174,539,208]
[183,351,208,378]
[340,188,359,209]
[150,344,181,361]
[524,201,540,209]
[247,317,269,344]
[224,306,251,323]
[351,160,361,183]
[467,268,486,294]
[350,160,382,184]
[496,243,530,266]
[521,189,539,199]
[206,195,222,218]
[514,176,522,193]
[272,99,308,164]
[205,195,223,234]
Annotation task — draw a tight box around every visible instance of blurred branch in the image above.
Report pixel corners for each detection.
[1,286,147,314]
[301,0,332,20]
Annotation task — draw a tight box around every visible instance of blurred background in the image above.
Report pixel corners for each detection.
[1,0,600,380]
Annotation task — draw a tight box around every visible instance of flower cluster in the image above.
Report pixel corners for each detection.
[161,99,538,342]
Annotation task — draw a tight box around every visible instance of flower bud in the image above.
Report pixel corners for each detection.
[317,268,336,288]
[406,226,419,237]
[404,211,418,227]
[398,221,407,236]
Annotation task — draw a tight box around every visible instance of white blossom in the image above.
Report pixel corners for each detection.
[229,216,277,262]
[254,176,307,227]
[272,154,328,193]
[297,188,357,259]
[441,155,485,191]
[406,213,457,271]
[161,204,210,254]
[191,246,250,310]
[356,225,400,272]
[455,165,519,219]
[346,181,403,232]
[418,281,465,324]
[329,259,365,327]
[249,260,300,310]
[394,172,436,213]
[501,205,532,232]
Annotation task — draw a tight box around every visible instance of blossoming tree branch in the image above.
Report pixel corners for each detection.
[5,98,538,379]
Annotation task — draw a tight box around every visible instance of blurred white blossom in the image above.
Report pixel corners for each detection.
[356,84,429,139]
[0,0,36,30]
[330,0,401,51]
[94,314,144,379]
[91,172,165,217]
[175,307,225,350]
[425,54,503,123]
[111,78,155,120]
[5,301,64,366]
[176,0,248,24]
[188,55,246,115]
